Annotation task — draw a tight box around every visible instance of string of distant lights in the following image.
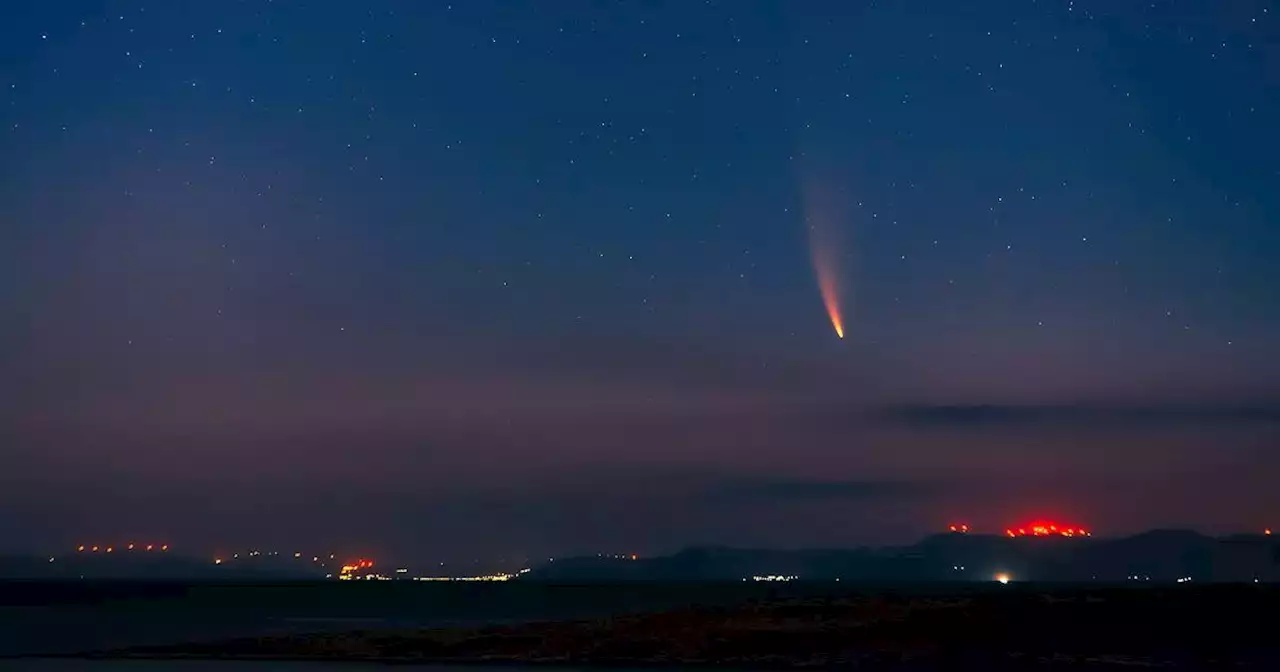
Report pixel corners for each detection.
[947,521,1091,537]
[949,521,1275,538]
[1005,522,1091,538]
[76,544,168,552]
[947,521,1092,537]
[61,527,1274,575]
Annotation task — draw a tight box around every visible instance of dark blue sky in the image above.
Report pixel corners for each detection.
[2,1,1278,561]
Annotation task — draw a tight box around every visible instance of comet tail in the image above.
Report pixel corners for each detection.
[815,261,844,338]
[804,183,847,339]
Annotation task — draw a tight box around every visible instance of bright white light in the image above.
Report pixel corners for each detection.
[995,573,1011,584]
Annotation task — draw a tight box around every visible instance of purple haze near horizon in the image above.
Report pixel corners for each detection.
[2,0,1278,563]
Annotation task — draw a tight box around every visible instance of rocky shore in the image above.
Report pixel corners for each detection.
[88,585,1279,669]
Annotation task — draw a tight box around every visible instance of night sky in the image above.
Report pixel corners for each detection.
[2,1,1278,562]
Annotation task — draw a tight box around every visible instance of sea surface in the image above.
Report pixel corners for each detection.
[4,663,584,672]
[0,581,870,660]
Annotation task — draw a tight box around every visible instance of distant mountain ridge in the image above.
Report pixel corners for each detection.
[0,550,328,581]
[524,530,1280,583]
[4,529,1276,582]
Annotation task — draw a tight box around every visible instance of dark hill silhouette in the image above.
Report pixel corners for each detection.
[525,531,1279,583]
[0,550,328,581]
[5,530,1275,582]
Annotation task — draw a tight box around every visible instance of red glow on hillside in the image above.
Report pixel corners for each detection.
[340,558,376,574]
[1005,520,1090,538]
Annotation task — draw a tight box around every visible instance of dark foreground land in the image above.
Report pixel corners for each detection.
[79,584,1279,669]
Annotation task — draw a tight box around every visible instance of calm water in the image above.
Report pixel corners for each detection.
[0,581,859,657]
[4,663,577,672]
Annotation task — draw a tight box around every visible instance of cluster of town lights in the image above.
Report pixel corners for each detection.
[1006,522,1090,537]
[337,558,376,579]
[948,521,1090,537]
[413,569,531,582]
[953,522,1278,538]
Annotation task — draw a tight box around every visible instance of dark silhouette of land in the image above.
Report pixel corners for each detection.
[527,529,1280,583]
[5,529,1278,667]
[7,528,1277,582]
[0,550,329,581]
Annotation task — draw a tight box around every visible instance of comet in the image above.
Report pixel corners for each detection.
[803,182,848,339]
[814,253,844,338]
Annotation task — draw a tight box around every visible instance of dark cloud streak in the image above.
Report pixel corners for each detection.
[877,404,1280,431]
[709,476,933,502]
